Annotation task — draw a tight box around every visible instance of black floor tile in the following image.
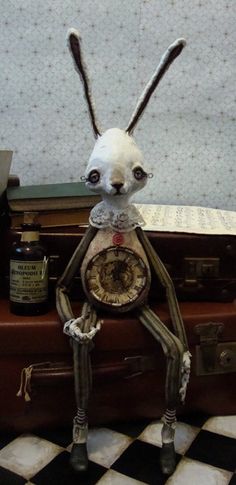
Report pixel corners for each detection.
[229,474,236,485]
[33,426,72,448]
[186,429,236,472]
[0,466,25,485]
[0,431,19,450]
[32,450,107,485]
[179,412,211,428]
[112,439,181,485]
[109,419,151,438]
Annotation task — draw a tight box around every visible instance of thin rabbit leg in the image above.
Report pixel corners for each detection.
[138,305,185,475]
[136,227,191,406]
[71,342,90,472]
[70,303,100,473]
[136,227,189,349]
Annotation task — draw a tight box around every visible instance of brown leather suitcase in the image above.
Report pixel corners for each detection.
[0,298,235,432]
[1,225,235,303]
[149,231,236,303]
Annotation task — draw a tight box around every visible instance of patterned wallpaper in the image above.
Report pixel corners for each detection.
[0,0,235,210]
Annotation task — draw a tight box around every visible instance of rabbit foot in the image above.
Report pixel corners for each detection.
[160,442,176,475]
[70,443,88,473]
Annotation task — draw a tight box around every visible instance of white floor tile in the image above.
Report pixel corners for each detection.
[139,420,200,454]
[97,469,146,484]
[165,457,233,485]
[138,420,163,448]
[203,416,236,439]
[175,422,200,455]
[87,427,133,468]
[0,434,63,480]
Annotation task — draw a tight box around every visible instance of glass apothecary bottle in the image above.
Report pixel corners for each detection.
[9,215,49,316]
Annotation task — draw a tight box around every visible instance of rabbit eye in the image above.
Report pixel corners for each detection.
[133,167,147,181]
[88,170,100,184]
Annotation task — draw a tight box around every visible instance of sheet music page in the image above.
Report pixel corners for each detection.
[134,204,236,235]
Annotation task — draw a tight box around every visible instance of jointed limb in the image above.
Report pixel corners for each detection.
[55,227,100,472]
[137,304,186,474]
[137,305,184,407]
[56,225,98,323]
[70,302,102,472]
[136,227,188,350]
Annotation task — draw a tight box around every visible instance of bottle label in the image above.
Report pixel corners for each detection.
[21,231,39,242]
[10,259,48,304]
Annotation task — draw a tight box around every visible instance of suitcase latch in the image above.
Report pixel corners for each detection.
[195,322,224,373]
[195,322,236,375]
[184,257,219,287]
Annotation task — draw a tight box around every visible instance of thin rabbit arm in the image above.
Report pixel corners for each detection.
[136,227,188,350]
[56,225,98,323]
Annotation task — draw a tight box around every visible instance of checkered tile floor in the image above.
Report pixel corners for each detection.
[0,415,235,484]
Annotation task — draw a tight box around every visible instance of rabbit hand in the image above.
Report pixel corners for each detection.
[63,317,101,343]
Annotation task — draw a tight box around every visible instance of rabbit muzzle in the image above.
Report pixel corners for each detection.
[111,182,124,195]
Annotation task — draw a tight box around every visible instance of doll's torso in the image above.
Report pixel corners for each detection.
[81,227,151,312]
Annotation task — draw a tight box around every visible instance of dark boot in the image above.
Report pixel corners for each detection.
[70,442,88,473]
[160,420,176,475]
[70,420,89,473]
[160,442,176,475]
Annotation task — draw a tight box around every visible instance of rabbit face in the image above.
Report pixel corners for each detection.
[85,128,148,208]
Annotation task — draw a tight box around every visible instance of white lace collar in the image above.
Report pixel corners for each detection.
[89,201,145,232]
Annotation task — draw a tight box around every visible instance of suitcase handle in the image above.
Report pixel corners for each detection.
[17,355,159,401]
[32,355,158,383]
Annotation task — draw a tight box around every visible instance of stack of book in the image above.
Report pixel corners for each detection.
[6,181,101,229]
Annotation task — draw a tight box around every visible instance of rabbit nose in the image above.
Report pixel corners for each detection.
[112,182,124,191]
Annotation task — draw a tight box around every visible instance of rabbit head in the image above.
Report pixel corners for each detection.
[84,127,147,209]
[68,29,186,209]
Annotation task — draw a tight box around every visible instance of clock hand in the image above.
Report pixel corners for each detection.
[111,262,122,281]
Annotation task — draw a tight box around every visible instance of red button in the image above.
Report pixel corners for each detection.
[112,233,124,245]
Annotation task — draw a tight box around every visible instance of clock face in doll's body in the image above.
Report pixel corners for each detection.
[84,246,149,311]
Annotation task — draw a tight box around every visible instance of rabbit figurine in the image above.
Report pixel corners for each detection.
[56,29,191,476]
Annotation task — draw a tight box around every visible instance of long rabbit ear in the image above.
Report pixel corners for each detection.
[68,28,101,138]
[126,38,186,135]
